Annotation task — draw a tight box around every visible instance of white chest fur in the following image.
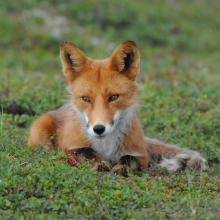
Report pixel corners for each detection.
[89,125,126,162]
[69,103,140,163]
[88,106,136,162]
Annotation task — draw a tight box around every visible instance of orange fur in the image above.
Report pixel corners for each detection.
[28,40,206,174]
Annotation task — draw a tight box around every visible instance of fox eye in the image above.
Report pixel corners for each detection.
[82,96,90,102]
[108,95,119,102]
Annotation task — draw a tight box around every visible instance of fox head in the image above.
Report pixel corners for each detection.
[60,40,140,138]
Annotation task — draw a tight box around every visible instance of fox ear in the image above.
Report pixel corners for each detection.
[60,42,92,81]
[108,40,140,80]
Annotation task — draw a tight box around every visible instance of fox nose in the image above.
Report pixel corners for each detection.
[93,124,105,135]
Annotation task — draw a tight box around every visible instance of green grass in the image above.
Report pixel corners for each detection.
[0,0,220,219]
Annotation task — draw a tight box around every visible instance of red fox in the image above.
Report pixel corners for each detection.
[28,40,206,175]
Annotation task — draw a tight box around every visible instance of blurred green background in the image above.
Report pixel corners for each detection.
[1,0,220,73]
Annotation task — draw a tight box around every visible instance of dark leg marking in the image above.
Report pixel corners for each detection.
[76,148,112,172]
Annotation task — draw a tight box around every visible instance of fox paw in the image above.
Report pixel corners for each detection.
[93,161,112,172]
[159,152,206,171]
[111,164,134,177]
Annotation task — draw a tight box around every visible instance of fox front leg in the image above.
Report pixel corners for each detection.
[111,155,148,176]
[68,147,112,172]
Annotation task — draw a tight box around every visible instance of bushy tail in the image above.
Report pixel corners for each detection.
[144,137,206,171]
